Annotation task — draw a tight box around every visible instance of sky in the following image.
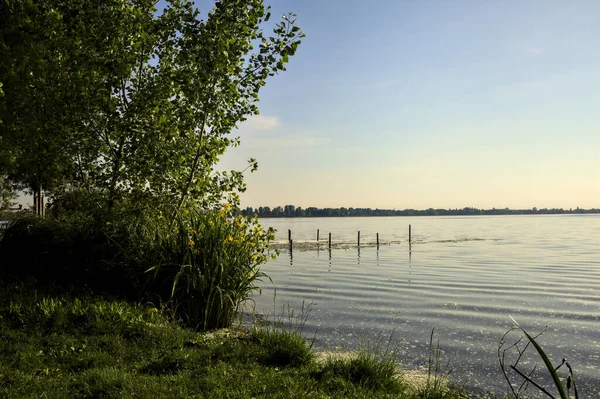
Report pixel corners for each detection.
[212,0,600,210]
[17,1,597,210]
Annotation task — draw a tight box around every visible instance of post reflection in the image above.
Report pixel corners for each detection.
[408,242,412,286]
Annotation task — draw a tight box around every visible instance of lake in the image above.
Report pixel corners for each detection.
[249,215,600,397]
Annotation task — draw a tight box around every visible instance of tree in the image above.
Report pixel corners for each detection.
[0,38,16,211]
[0,177,16,211]
[284,204,295,217]
[0,0,102,216]
[0,0,304,216]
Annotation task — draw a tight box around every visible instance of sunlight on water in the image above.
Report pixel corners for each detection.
[250,215,600,397]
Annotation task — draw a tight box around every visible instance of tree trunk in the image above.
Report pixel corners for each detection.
[40,183,44,217]
[108,137,126,212]
[33,183,44,217]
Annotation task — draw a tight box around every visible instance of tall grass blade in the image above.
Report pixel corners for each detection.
[509,365,556,398]
[520,329,567,398]
[510,316,567,399]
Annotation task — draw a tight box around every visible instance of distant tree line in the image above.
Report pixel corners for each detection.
[240,205,600,218]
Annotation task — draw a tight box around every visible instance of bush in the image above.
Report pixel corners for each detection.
[0,213,102,281]
[0,192,155,298]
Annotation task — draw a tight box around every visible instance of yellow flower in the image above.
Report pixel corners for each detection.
[226,235,233,242]
[220,203,231,216]
[188,239,195,247]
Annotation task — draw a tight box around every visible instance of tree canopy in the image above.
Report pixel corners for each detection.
[0,0,303,215]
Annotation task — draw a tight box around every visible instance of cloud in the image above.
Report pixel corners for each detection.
[237,115,280,133]
[246,135,330,148]
[235,114,330,148]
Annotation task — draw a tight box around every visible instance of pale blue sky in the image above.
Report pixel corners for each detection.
[181,1,600,209]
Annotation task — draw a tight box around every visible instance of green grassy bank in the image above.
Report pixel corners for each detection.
[0,279,471,399]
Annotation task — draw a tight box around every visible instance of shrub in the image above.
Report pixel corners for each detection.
[0,192,155,298]
[0,213,100,282]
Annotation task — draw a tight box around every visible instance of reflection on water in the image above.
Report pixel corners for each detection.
[251,215,600,397]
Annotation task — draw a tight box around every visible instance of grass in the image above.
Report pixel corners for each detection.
[316,349,402,394]
[0,280,471,399]
[417,329,469,399]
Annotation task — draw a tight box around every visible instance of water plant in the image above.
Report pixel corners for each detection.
[137,204,278,330]
[499,317,579,399]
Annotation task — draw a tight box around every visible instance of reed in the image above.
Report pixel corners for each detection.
[135,205,278,330]
[499,317,579,399]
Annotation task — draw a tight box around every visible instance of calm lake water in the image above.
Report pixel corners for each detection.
[250,215,600,397]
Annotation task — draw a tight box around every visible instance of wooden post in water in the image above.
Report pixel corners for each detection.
[358,231,360,247]
[288,229,291,243]
[317,229,320,241]
[328,232,331,249]
[289,239,293,251]
[376,233,379,249]
[409,225,412,245]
